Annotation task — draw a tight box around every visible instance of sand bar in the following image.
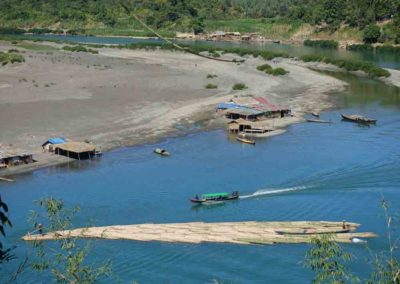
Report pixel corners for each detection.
[0,40,348,176]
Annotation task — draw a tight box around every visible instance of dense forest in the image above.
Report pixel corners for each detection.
[0,0,399,42]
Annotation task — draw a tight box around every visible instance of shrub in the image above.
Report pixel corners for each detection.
[8,49,19,53]
[304,39,338,49]
[266,67,289,76]
[206,74,217,79]
[205,83,218,89]
[257,63,272,71]
[363,24,381,44]
[0,52,25,65]
[232,83,247,90]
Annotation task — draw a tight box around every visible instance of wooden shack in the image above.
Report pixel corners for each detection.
[226,108,265,121]
[55,142,96,160]
[0,151,35,168]
[228,119,252,133]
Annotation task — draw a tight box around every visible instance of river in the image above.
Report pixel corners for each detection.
[0,35,400,283]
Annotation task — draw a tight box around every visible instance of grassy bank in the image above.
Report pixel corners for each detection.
[300,54,390,78]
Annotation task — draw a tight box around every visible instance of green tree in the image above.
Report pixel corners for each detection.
[0,195,14,264]
[363,24,381,43]
[367,199,400,284]
[304,234,357,284]
[29,197,111,283]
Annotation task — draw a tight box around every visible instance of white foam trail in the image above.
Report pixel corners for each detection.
[239,186,309,199]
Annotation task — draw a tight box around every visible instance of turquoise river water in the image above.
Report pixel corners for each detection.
[0,36,400,283]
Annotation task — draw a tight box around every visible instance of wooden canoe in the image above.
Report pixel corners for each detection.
[341,114,377,124]
[306,119,330,124]
[236,136,256,145]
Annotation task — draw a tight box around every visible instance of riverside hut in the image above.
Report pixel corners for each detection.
[225,108,265,121]
[55,142,96,160]
[0,150,34,168]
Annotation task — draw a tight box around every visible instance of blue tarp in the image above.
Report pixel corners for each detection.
[47,137,67,145]
[216,103,241,110]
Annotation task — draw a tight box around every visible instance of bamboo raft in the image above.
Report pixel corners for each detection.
[22,221,376,245]
[0,177,15,182]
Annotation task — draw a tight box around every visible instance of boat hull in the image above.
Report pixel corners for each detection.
[341,114,377,124]
[236,137,256,145]
[190,196,239,204]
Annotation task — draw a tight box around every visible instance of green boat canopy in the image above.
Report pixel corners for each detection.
[201,193,229,198]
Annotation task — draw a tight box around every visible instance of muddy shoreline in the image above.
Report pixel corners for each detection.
[0,40,349,178]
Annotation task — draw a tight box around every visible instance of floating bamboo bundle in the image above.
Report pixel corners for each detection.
[22,221,377,245]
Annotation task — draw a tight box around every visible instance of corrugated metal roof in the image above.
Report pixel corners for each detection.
[47,137,67,144]
[254,97,289,111]
[216,103,241,110]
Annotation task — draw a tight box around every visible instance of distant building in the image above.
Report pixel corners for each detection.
[0,150,35,168]
[54,141,97,160]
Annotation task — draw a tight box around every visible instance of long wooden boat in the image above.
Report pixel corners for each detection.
[341,114,377,124]
[190,191,239,204]
[154,148,170,157]
[306,119,330,124]
[236,136,256,145]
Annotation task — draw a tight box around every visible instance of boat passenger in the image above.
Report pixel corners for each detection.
[195,195,199,200]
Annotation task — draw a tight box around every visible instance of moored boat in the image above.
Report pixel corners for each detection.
[154,148,170,156]
[236,135,256,145]
[306,119,330,124]
[341,114,377,124]
[190,191,239,204]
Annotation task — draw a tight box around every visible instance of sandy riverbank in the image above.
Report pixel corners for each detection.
[0,40,346,177]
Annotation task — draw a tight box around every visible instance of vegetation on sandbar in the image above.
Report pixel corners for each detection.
[205,83,218,89]
[62,45,98,54]
[0,51,24,65]
[232,83,248,90]
[300,54,390,78]
[257,63,289,76]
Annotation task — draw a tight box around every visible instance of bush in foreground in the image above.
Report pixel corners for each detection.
[257,64,289,76]
[232,83,247,90]
[205,83,218,89]
[266,67,289,76]
[0,52,25,66]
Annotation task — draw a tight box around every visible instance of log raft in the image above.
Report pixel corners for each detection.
[22,221,377,245]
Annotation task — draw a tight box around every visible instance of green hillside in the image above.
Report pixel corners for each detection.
[0,0,398,43]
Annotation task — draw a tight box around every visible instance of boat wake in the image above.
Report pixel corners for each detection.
[239,185,310,199]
